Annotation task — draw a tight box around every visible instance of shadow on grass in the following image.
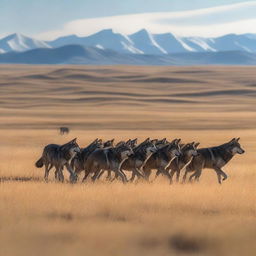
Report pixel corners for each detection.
[0,176,42,183]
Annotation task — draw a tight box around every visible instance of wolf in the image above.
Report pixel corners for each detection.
[142,139,181,182]
[71,138,103,177]
[119,138,158,182]
[82,142,134,183]
[166,142,200,183]
[182,138,245,184]
[35,138,80,183]
[59,127,69,135]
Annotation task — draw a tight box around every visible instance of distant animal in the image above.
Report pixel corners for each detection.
[182,138,245,184]
[83,142,134,183]
[35,138,80,183]
[59,127,69,135]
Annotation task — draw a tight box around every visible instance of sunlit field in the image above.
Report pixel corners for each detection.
[0,65,255,256]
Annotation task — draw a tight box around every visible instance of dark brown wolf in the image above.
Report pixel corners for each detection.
[182,138,245,184]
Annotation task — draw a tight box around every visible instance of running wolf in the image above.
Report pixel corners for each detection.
[35,138,80,183]
[142,139,181,182]
[82,142,134,183]
[120,138,157,182]
[182,138,245,184]
[167,142,200,183]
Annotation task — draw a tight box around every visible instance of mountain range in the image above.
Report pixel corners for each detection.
[0,29,256,65]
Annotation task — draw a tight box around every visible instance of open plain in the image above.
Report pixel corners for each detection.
[0,65,255,256]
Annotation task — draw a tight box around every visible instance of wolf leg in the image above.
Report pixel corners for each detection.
[169,168,176,184]
[65,163,77,183]
[129,171,136,182]
[91,169,101,182]
[82,170,90,183]
[105,170,112,181]
[115,168,128,183]
[55,167,64,182]
[143,169,151,182]
[176,170,181,183]
[188,169,201,182]
[157,167,172,182]
[96,170,106,180]
[214,167,228,184]
[44,163,52,182]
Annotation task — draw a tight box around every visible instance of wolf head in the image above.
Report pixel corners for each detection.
[61,138,80,157]
[103,139,115,148]
[116,142,134,160]
[166,139,182,158]
[227,138,245,155]
[181,142,200,157]
[155,138,168,149]
[144,140,158,156]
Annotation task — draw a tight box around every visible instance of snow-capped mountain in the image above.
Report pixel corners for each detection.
[0,33,51,53]
[48,29,142,54]
[1,30,256,57]
[128,29,167,54]
[47,29,256,55]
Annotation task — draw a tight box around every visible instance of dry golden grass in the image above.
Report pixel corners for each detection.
[0,65,255,256]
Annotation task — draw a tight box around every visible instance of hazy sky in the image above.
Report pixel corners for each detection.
[0,0,255,39]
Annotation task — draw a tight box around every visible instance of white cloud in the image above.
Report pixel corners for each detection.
[37,1,256,40]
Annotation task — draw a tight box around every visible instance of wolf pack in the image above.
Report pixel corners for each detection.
[35,137,244,184]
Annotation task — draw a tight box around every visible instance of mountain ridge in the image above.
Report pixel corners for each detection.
[1,30,256,56]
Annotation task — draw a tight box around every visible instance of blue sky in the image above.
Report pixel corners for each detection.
[0,0,255,39]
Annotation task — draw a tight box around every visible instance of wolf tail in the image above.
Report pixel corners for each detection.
[35,157,44,168]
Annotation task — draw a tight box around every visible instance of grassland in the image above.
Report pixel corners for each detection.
[0,65,255,256]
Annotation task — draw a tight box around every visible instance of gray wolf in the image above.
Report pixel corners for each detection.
[82,142,134,183]
[71,138,103,178]
[120,138,158,182]
[182,138,245,184]
[142,139,182,182]
[35,138,80,183]
[167,142,200,183]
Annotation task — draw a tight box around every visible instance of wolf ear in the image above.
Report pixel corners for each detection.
[111,138,115,143]
[151,139,158,144]
[98,139,103,144]
[161,138,167,144]
[194,142,200,148]
[170,139,177,144]
[70,138,77,143]
[236,137,240,142]
[229,138,236,143]
[176,139,181,145]
[133,138,138,144]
